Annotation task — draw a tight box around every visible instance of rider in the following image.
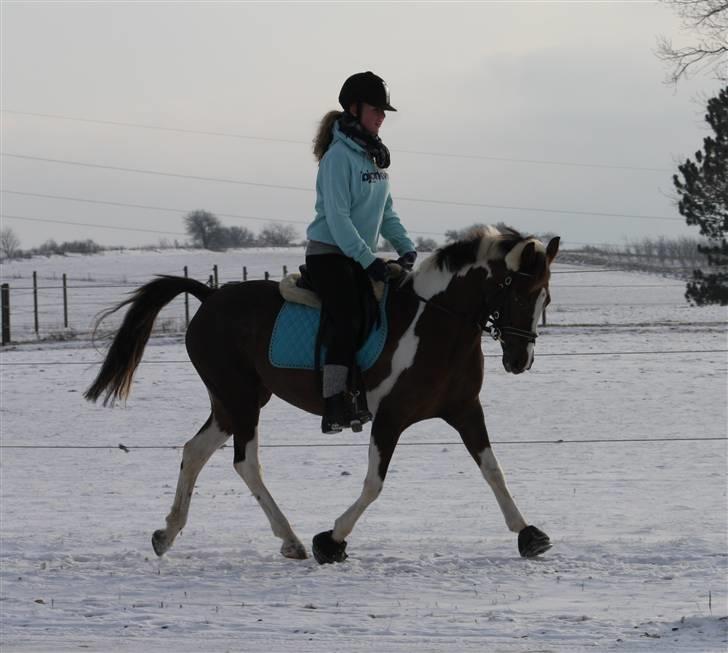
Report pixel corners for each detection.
[306,71,417,434]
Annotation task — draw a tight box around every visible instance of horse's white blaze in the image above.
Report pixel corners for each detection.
[162,416,230,539]
[233,429,299,543]
[526,288,548,369]
[479,447,528,533]
[368,303,426,415]
[332,440,383,542]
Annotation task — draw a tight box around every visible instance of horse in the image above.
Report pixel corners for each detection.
[85,225,560,564]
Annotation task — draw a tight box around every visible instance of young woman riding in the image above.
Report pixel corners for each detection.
[306,71,417,435]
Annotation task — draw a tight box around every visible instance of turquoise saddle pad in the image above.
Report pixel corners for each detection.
[269,286,389,371]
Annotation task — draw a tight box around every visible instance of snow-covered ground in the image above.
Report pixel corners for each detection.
[1,249,726,652]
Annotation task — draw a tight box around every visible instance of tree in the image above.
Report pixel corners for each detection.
[415,236,439,251]
[258,223,298,246]
[0,227,20,259]
[224,226,257,248]
[657,1,728,83]
[673,87,728,305]
[184,210,223,249]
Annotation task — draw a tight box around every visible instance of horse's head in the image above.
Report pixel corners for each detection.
[412,226,560,376]
[485,235,560,374]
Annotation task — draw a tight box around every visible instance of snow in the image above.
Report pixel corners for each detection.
[1,249,727,651]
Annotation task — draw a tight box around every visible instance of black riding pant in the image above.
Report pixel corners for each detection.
[305,254,370,368]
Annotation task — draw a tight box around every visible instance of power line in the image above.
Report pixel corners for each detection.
[0,214,187,236]
[2,349,726,366]
[1,109,672,173]
[0,437,724,451]
[1,152,683,222]
[2,190,676,247]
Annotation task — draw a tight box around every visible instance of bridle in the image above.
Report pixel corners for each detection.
[394,270,540,344]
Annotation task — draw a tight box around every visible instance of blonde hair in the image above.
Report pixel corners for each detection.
[313,110,344,162]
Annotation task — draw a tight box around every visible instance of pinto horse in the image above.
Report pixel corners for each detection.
[85,226,559,564]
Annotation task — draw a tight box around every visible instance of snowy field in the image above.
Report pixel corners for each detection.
[1,248,727,652]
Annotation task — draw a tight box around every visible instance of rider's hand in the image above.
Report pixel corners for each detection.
[366,258,390,282]
[396,251,417,270]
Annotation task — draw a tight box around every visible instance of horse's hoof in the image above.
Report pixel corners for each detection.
[518,525,552,558]
[152,529,170,557]
[312,530,348,564]
[281,540,308,560]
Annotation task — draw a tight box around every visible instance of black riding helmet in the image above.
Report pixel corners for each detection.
[338,71,397,112]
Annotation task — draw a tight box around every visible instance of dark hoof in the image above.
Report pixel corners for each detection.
[518,525,552,558]
[312,530,348,564]
[151,529,170,557]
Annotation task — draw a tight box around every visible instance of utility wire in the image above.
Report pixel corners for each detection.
[2,349,726,366]
[1,152,683,222]
[1,109,672,172]
[0,437,724,451]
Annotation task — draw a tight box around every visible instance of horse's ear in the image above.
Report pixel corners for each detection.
[520,241,537,270]
[546,237,560,263]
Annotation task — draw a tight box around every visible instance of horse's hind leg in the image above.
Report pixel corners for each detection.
[445,400,551,558]
[152,412,230,556]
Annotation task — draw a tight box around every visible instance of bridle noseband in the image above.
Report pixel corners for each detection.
[396,271,540,344]
[478,273,539,344]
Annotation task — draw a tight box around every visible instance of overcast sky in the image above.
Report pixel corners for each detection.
[1,1,724,250]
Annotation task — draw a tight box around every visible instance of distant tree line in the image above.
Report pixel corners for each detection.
[184,210,300,250]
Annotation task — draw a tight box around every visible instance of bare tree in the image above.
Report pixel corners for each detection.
[0,227,20,259]
[657,0,728,83]
[258,223,298,247]
[184,210,222,250]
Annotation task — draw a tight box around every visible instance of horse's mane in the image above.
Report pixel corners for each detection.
[432,225,529,273]
[412,225,546,298]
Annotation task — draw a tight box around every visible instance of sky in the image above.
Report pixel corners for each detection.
[1,1,725,250]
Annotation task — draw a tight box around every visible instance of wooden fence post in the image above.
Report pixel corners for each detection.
[183,266,190,328]
[283,265,288,277]
[243,266,247,281]
[264,271,269,281]
[213,264,219,288]
[1,284,10,345]
[62,273,68,328]
[33,271,39,335]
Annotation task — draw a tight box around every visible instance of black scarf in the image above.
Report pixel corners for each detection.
[337,112,391,169]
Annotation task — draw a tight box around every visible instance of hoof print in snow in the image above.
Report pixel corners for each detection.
[312,530,348,564]
[518,525,552,558]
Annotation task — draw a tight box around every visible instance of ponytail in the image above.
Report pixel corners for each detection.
[313,110,343,162]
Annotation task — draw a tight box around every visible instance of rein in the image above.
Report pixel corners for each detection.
[393,271,539,344]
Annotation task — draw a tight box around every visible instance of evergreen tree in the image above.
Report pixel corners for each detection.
[673,87,728,305]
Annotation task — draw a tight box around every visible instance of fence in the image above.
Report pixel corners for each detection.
[0,261,723,345]
[0,264,293,344]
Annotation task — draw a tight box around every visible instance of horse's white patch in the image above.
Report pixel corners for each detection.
[526,288,548,369]
[479,447,528,533]
[234,429,300,544]
[160,415,230,541]
[332,439,383,542]
[504,238,546,272]
[368,303,426,415]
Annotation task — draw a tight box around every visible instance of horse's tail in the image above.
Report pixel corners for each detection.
[84,275,214,406]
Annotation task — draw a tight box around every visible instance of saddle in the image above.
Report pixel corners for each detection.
[278,265,388,309]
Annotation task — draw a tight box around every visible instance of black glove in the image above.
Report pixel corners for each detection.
[397,251,417,270]
[366,258,390,282]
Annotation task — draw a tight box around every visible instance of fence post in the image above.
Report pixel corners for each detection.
[283,265,288,277]
[1,284,9,345]
[33,271,39,335]
[208,274,214,287]
[213,264,219,288]
[183,266,189,328]
[542,308,547,327]
[62,273,68,328]
[243,266,247,281]
[264,271,269,281]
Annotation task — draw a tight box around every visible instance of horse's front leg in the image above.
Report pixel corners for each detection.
[312,420,401,564]
[445,401,551,558]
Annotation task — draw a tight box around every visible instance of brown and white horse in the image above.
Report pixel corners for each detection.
[85,226,559,564]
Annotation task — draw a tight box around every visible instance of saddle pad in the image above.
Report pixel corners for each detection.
[269,286,389,371]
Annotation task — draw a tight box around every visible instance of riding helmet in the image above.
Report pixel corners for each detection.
[338,72,397,112]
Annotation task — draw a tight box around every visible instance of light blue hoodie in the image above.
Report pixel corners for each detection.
[306,122,415,269]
